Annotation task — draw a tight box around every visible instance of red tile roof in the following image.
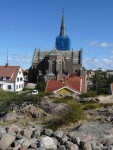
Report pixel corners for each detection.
[0,66,20,81]
[46,76,86,93]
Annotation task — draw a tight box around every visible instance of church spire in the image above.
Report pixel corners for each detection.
[60,9,66,36]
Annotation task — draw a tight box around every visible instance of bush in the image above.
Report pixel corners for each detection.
[79,91,97,98]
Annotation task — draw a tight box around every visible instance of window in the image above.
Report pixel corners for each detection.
[20,77,23,81]
[17,78,19,82]
[6,77,10,80]
[19,71,21,74]
[7,85,11,90]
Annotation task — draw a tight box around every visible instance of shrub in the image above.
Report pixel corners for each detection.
[79,90,97,98]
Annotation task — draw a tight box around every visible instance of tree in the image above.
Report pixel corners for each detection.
[36,81,47,92]
[90,70,113,95]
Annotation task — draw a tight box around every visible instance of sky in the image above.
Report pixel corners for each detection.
[0,0,113,70]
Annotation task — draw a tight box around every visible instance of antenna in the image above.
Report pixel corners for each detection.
[6,48,8,66]
[63,8,64,14]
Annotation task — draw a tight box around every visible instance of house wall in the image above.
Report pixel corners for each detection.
[2,82,15,92]
[15,68,24,92]
[57,88,74,94]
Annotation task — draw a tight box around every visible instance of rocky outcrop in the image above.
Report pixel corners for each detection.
[39,99,70,115]
[21,105,48,118]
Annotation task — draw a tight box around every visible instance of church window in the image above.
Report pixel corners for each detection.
[52,60,56,73]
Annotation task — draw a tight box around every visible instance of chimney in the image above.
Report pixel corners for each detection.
[5,63,8,67]
[80,77,82,93]
[62,77,66,83]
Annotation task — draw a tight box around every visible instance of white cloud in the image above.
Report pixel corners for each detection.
[89,41,99,46]
[9,54,32,64]
[83,57,113,70]
[89,41,113,48]
[102,58,112,64]
[0,54,33,69]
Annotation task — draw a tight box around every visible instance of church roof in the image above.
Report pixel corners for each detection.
[32,49,81,65]
[60,11,66,37]
[48,49,62,56]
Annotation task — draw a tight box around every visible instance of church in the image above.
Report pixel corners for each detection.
[28,12,86,93]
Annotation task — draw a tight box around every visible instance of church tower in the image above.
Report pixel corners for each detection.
[55,11,71,50]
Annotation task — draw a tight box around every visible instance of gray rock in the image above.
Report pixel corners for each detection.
[91,141,101,150]
[22,138,37,148]
[102,137,113,146]
[37,148,46,150]
[20,145,28,150]
[108,145,113,150]
[60,134,68,144]
[66,141,74,149]
[16,133,23,139]
[8,124,21,134]
[70,144,79,150]
[39,136,57,150]
[30,143,37,149]
[57,142,61,148]
[23,127,34,139]
[0,133,15,150]
[3,112,18,121]
[0,126,6,138]
[74,137,81,145]
[51,137,58,146]
[44,128,53,136]
[15,139,25,145]
[34,125,44,133]
[33,130,41,139]
[13,144,21,150]
[83,142,92,150]
[58,145,66,150]
[53,130,64,139]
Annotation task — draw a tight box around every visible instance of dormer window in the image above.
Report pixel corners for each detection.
[6,77,10,80]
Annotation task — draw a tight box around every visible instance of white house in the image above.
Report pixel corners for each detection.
[0,65,24,92]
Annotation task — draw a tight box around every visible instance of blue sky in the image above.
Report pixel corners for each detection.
[0,0,113,70]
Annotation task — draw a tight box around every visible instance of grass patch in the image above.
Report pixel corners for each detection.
[47,98,84,130]
[0,89,51,115]
[82,102,102,110]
